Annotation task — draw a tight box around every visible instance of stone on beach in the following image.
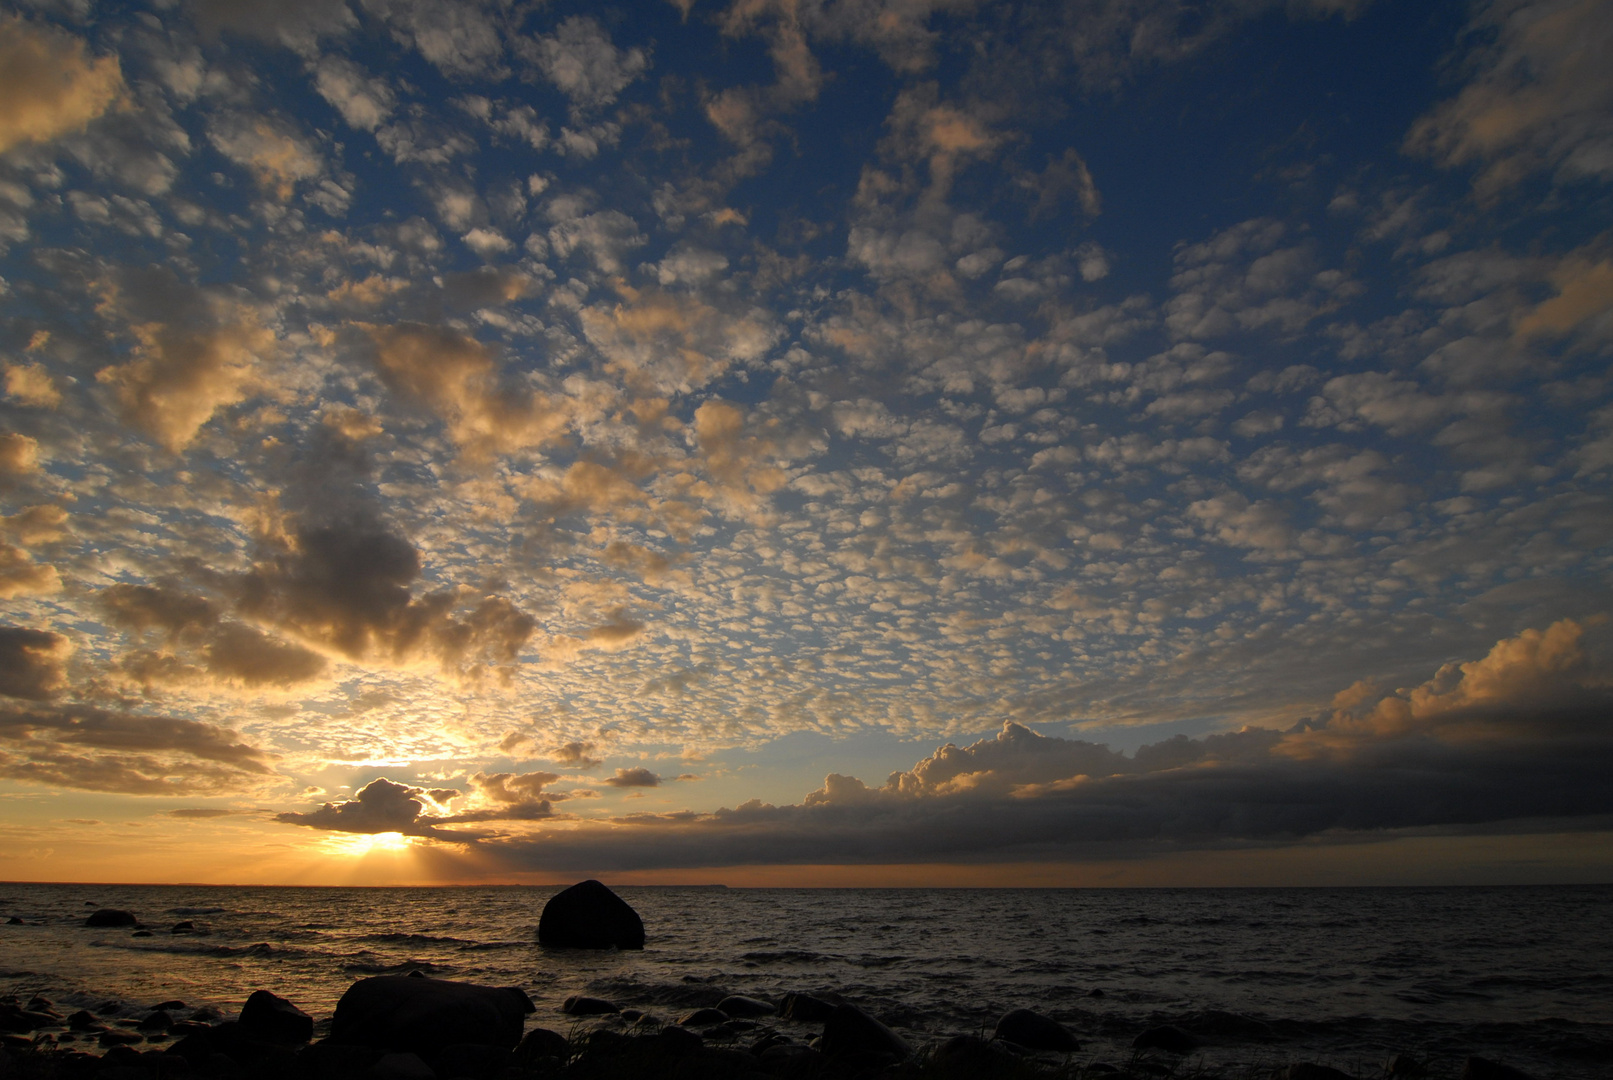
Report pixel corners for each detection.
[238,989,313,1044]
[537,879,644,950]
[1284,1064,1354,1080]
[993,1008,1081,1052]
[370,1050,435,1080]
[934,1033,1022,1070]
[559,995,618,1016]
[716,994,774,1018]
[330,975,534,1053]
[777,991,836,1023]
[819,1003,910,1061]
[85,909,138,928]
[677,1007,730,1027]
[512,1027,568,1066]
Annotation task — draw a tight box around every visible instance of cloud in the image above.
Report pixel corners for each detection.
[361,322,570,458]
[166,807,235,818]
[94,270,276,453]
[521,16,648,109]
[5,363,62,408]
[312,55,396,131]
[1406,0,1613,195]
[0,16,125,155]
[0,703,275,795]
[602,766,660,787]
[361,0,507,79]
[236,518,535,675]
[471,621,1613,870]
[276,776,471,837]
[0,542,63,599]
[551,740,602,769]
[190,0,357,52]
[0,628,70,700]
[207,112,325,201]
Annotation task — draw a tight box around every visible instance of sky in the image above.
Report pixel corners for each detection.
[0,0,1610,887]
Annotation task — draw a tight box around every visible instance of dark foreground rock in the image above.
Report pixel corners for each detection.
[777,991,836,1023]
[83,910,137,928]
[537,880,645,950]
[329,975,534,1053]
[819,1003,910,1061]
[993,1008,1080,1052]
[238,990,313,1044]
[560,996,618,1017]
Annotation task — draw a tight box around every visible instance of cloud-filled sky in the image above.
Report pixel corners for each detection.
[0,0,1610,886]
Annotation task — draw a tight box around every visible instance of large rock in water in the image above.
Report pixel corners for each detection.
[537,880,644,950]
[330,975,534,1053]
[819,1003,910,1061]
[238,989,313,1044]
[994,1008,1081,1052]
[85,909,138,927]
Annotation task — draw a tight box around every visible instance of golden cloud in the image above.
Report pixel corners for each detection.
[0,17,125,155]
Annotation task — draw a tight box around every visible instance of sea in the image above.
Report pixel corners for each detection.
[1,884,1610,1078]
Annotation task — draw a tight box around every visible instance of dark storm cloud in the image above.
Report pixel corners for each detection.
[236,519,535,673]
[473,620,1613,871]
[0,702,275,794]
[602,766,661,787]
[275,777,476,839]
[0,626,69,699]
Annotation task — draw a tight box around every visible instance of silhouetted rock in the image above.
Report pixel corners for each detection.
[1387,1053,1427,1076]
[132,930,153,937]
[717,995,774,1018]
[651,1026,702,1055]
[0,1005,58,1033]
[1088,988,1105,998]
[154,1001,185,1011]
[330,975,534,1054]
[512,1027,568,1066]
[5,917,21,925]
[137,1011,173,1032]
[239,990,313,1044]
[371,1050,435,1080]
[994,1008,1081,1052]
[819,1003,910,1061]
[86,909,138,928]
[1285,1065,1353,1080]
[429,1042,510,1080]
[537,880,644,950]
[678,1008,729,1027]
[777,992,835,1023]
[1133,1025,1201,1055]
[560,996,618,1016]
[67,1011,102,1031]
[171,922,196,934]
[1462,1058,1535,1080]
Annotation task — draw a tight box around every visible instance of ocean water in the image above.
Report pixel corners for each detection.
[1,884,1610,1078]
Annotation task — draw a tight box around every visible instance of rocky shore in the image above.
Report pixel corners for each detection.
[0,972,1554,1080]
[0,893,1566,1080]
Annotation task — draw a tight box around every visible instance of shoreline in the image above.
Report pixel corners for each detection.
[0,976,1579,1080]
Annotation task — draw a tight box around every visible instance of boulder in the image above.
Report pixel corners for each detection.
[717,995,774,1018]
[86,909,139,928]
[1133,1025,1201,1055]
[512,1027,568,1066]
[1386,1053,1426,1076]
[370,1051,435,1080]
[777,992,836,1023]
[560,996,618,1016]
[238,990,313,1044]
[994,1008,1080,1052]
[1462,1058,1534,1080]
[428,1042,511,1080]
[678,1008,730,1027]
[537,880,644,950]
[137,1011,173,1032]
[5,917,22,925]
[171,922,196,934]
[819,1003,909,1061]
[330,976,534,1054]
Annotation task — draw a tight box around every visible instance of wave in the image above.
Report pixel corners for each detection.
[166,907,227,916]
